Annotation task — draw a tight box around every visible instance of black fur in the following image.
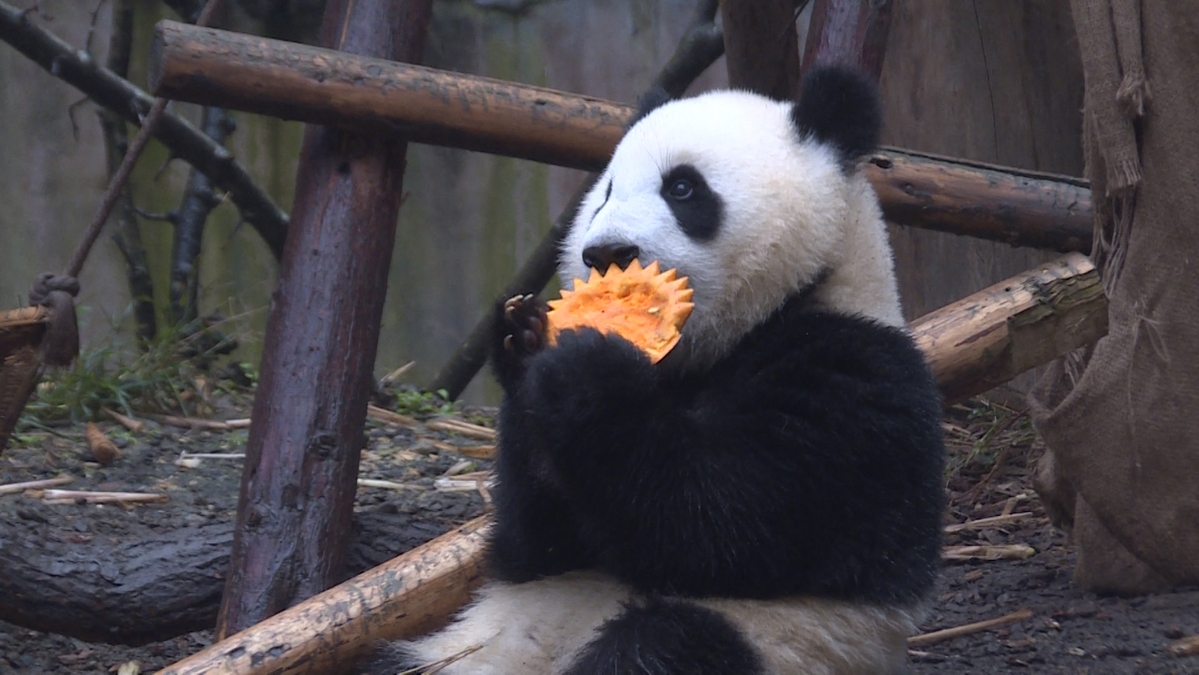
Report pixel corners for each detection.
[792,64,882,167]
[659,164,724,241]
[629,86,672,127]
[489,291,945,605]
[563,598,765,675]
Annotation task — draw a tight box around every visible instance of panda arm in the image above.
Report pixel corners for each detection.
[518,318,944,603]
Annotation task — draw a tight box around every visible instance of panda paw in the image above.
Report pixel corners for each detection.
[492,294,551,390]
[501,293,549,358]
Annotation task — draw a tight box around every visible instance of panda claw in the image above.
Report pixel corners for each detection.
[503,334,515,352]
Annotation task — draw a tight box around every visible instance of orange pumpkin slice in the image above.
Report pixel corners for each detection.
[546,260,694,363]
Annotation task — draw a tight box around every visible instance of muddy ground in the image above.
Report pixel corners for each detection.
[0,398,1196,674]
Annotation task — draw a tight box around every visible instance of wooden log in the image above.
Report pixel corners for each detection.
[216,0,432,639]
[148,20,628,173]
[867,150,1092,253]
[913,252,1108,405]
[160,517,490,675]
[0,508,456,645]
[148,21,1093,253]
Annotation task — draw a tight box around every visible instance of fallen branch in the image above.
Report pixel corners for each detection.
[41,489,168,505]
[907,608,1034,648]
[942,544,1036,562]
[0,475,73,496]
[0,2,288,260]
[159,516,490,675]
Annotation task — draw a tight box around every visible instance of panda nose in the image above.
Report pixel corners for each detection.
[582,244,640,272]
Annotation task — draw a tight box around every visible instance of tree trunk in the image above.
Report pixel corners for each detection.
[216,0,433,639]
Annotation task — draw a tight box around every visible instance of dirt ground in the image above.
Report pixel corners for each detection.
[1,398,1197,674]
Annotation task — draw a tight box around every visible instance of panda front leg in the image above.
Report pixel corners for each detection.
[564,598,765,675]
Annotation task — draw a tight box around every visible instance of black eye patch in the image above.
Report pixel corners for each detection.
[660,164,723,241]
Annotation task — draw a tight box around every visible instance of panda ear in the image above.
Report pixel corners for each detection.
[791,65,882,166]
[628,86,672,128]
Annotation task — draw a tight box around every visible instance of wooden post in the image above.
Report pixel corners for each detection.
[216,0,433,638]
[719,0,801,99]
[801,0,895,79]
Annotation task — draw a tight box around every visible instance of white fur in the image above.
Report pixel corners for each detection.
[560,90,904,369]
[396,572,918,675]
[395,572,632,674]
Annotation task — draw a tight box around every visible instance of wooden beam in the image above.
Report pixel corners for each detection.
[149,20,1092,253]
[914,252,1107,405]
[149,20,627,172]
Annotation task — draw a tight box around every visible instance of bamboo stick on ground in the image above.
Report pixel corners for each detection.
[0,475,73,496]
[943,512,1033,534]
[41,490,167,505]
[942,544,1037,562]
[158,516,490,675]
[907,609,1034,648]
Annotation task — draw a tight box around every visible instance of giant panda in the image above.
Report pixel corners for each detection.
[365,64,946,675]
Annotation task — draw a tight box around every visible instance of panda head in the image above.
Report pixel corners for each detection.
[559,65,889,369]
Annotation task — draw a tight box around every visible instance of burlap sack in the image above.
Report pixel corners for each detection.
[1029,1,1199,595]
